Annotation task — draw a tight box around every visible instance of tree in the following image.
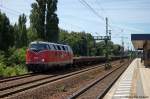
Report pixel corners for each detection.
[95,41,105,56]
[27,27,38,42]
[112,44,122,56]
[15,14,27,48]
[30,0,46,40]
[30,0,59,42]
[46,0,59,42]
[59,29,95,56]
[0,11,14,51]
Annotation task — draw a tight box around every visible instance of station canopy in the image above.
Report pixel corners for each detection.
[131,34,150,50]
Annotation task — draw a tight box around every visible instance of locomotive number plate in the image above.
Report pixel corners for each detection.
[34,57,39,60]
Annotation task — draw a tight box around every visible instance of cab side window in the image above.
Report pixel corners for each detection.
[53,45,58,50]
[57,45,61,50]
[64,46,68,52]
[59,45,62,51]
[49,44,55,50]
[62,46,66,51]
[46,44,50,50]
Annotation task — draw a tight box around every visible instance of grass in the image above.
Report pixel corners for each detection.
[56,84,67,92]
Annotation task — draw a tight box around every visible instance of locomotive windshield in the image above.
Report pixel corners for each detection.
[29,43,49,52]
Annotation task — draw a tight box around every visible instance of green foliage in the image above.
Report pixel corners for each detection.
[0,11,14,51]
[95,41,105,56]
[30,1,46,40]
[0,48,28,77]
[30,0,59,42]
[13,65,28,75]
[59,30,94,56]
[8,47,26,65]
[27,27,38,42]
[112,44,121,56]
[46,0,59,42]
[0,49,27,77]
[0,63,6,77]
[14,14,28,48]
[56,84,67,92]
[59,30,96,56]
[0,64,27,77]
[3,66,16,77]
[0,51,6,64]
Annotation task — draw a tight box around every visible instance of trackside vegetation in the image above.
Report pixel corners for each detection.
[0,49,28,77]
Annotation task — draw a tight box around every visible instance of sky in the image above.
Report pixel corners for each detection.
[0,0,150,50]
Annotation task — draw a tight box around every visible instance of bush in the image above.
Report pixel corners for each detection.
[0,48,28,77]
[13,65,28,75]
[0,63,6,77]
[8,47,26,65]
[0,64,28,77]
[0,51,6,64]
[3,66,16,77]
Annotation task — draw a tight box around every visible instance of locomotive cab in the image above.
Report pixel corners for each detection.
[26,42,50,64]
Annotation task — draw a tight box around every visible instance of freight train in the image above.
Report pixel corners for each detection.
[26,41,126,72]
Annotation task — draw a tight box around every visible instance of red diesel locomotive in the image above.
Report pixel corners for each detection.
[26,41,73,71]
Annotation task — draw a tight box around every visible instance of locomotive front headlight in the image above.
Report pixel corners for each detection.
[41,59,45,62]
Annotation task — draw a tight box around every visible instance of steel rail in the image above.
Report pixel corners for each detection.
[0,73,36,83]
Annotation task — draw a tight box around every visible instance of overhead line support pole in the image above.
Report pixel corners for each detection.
[105,17,111,69]
[93,17,111,70]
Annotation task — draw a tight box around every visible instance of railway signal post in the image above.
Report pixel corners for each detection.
[120,36,125,63]
[94,17,112,69]
[94,35,111,69]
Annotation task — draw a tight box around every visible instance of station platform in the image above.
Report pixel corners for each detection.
[104,58,150,99]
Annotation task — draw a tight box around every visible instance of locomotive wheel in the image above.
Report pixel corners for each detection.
[27,64,42,72]
[27,64,35,72]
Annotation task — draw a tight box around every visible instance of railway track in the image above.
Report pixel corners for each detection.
[0,73,36,83]
[68,61,129,99]
[0,61,120,98]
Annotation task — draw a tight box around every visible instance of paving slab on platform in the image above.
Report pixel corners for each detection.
[104,59,139,99]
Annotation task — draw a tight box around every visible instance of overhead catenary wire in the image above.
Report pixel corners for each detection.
[78,0,110,38]
[0,6,19,16]
[78,0,105,22]
[94,0,133,34]
[94,0,107,17]
[0,5,21,14]
[78,0,116,36]
[60,20,86,31]
[0,5,29,17]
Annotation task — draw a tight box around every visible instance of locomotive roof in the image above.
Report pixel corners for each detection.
[30,41,68,46]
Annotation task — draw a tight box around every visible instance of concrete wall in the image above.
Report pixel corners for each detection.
[143,41,150,67]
